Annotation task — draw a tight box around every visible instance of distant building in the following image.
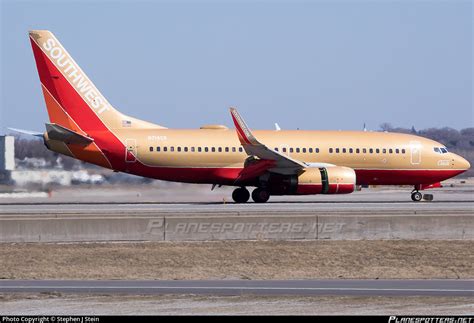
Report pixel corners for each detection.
[0,135,15,183]
[0,136,15,171]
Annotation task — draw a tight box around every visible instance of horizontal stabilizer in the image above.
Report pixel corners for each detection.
[8,127,43,138]
[45,123,93,145]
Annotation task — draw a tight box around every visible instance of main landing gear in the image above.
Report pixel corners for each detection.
[232,187,271,203]
[232,187,250,203]
[252,188,271,203]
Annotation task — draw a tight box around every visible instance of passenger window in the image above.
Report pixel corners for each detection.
[275,147,279,152]
[402,149,406,154]
[382,149,386,154]
[205,147,209,152]
[149,147,153,152]
[356,148,360,154]
[296,148,300,153]
[218,147,222,152]
[335,148,340,153]
[342,148,346,153]
[290,148,294,153]
[232,147,236,152]
[177,147,181,152]
[225,147,229,152]
[184,147,188,152]
[191,147,195,152]
[283,148,287,153]
[302,148,306,153]
[315,148,319,153]
[309,148,313,153]
[369,149,373,153]
[239,147,243,152]
[163,147,168,152]
[362,148,366,153]
[329,148,333,153]
[376,148,380,153]
[211,147,215,152]
[389,149,393,154]
[198,147,202,152]
[395,149,399,154]
[171,147,175,152]
[157,146,161,152]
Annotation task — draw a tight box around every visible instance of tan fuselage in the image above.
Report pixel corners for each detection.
[118,128,459,170]
[87,127,468,186]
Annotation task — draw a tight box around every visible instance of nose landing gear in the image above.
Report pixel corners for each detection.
[411,185,435,202]
[411,190,423,202]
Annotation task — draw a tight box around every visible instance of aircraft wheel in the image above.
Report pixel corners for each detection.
[232,187,250,203]
[411,191,423,202]
[252,188,270,203]
[423,193,434,201]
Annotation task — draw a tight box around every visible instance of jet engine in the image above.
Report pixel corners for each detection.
[266,166,356,195]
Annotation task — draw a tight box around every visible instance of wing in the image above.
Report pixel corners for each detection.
[230,107,306,176]
[8,127,43,138]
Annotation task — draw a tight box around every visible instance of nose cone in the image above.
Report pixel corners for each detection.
[456,155,471,171]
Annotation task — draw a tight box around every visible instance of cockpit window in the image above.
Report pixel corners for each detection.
[434,147,448,154]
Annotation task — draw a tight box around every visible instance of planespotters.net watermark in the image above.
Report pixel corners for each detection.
[145,219,345,235]
[388,317,473,323]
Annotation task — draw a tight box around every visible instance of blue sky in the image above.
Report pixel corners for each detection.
[1,0,472,133]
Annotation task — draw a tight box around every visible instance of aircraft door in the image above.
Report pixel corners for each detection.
[410,141,421,165]
[125,138,137,163]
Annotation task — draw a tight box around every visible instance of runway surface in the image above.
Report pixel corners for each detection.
[1,186,472,242]
[1,280,472,297]
[0,200,473,216]
[1,185,472,216]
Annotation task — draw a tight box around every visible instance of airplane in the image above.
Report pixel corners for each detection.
[15,30,470,203]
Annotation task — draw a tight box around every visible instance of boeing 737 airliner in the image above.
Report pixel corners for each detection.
[14,30,470,203]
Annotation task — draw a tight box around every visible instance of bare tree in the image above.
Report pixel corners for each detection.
[379,123,393,132]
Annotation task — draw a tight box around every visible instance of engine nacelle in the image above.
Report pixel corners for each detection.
[296,166,356,195]
[266,166,356,195]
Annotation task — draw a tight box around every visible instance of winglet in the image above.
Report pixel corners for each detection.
[229,107,259,146]
[229,107,306,174]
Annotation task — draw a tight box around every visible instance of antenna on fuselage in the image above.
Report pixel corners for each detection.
[274,123,281,131]
[363,123,367,132]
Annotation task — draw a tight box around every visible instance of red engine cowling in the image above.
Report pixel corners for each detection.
[265,166,356,195]
[295,166,356,195]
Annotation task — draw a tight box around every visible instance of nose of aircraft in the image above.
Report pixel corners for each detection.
[455,154,471,171]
